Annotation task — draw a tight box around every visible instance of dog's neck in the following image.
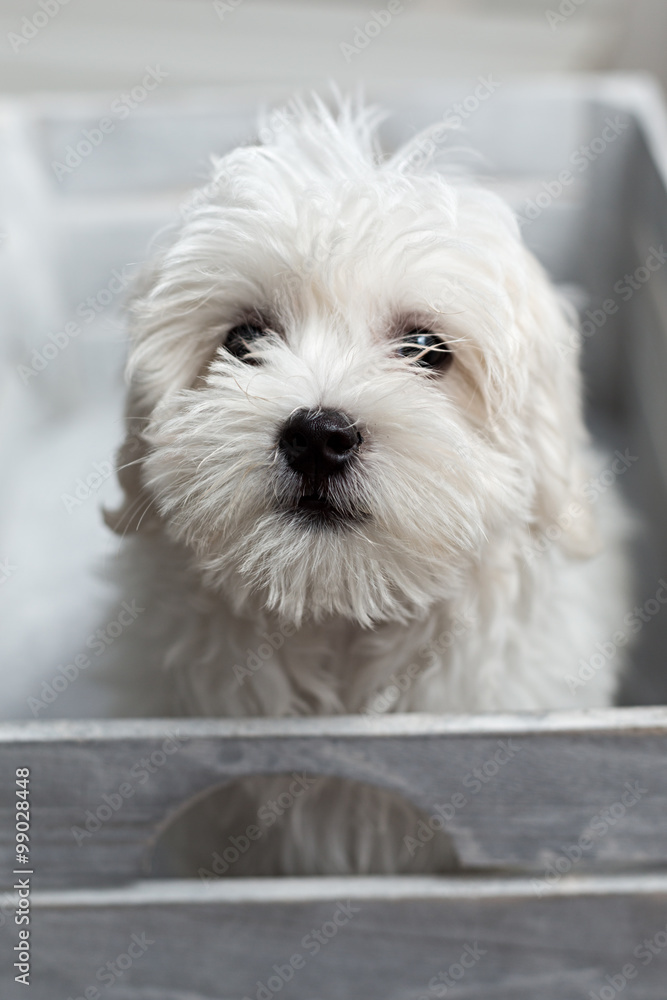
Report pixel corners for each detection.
[109,527,587,718]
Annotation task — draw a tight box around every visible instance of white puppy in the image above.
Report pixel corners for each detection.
[104,97,630,874]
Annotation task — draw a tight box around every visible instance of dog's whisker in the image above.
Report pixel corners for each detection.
[112,492,154,541]
[115,456,147,475]
[133,497,156,534]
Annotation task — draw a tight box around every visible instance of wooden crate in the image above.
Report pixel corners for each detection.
[1,712,667,998]
[2,76,667,998]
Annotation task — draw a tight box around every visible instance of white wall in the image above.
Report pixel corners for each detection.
[0,0,631,95]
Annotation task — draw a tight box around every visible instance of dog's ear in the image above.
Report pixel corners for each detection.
[522,258,600,559]
[104,382,159,536]
[103,256,168,537]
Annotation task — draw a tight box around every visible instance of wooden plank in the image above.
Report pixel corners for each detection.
[1,709,666,887]
[3,874,667,999]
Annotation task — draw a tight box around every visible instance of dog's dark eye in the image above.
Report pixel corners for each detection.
[224,323,266,364]
[397,330,452,371]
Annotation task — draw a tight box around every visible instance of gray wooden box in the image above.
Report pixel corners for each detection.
[2,75,667,999]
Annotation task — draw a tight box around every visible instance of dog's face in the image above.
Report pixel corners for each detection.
[109,101,594,626]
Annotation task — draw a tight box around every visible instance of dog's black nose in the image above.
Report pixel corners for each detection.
[279,409,362,477]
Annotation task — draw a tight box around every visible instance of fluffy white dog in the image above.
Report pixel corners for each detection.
[104,97,630,875]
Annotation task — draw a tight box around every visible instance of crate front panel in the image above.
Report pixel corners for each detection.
[0,713,665,889]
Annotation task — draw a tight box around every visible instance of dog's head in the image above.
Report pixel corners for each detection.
[107,98,595,626]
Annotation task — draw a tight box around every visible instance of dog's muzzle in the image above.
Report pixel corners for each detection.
[278,409,364,524]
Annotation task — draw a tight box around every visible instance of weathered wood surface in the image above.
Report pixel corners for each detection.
[3,874,667,999]
[0,709,666,888]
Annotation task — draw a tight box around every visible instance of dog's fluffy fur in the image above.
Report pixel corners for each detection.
[104,97,630,874]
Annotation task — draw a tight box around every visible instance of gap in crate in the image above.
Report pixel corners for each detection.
[148,773,459,879]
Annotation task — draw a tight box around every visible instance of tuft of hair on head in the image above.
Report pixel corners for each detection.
[255,87,388,177]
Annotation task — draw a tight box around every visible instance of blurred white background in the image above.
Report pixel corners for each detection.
[0,0,664,94]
